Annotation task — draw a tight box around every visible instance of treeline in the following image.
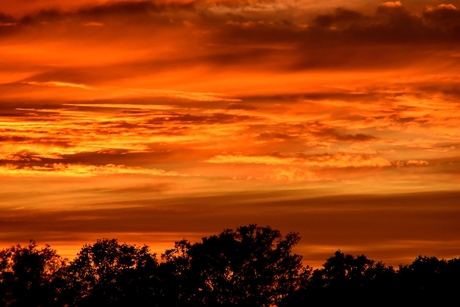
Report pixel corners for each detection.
[0,224,459,306]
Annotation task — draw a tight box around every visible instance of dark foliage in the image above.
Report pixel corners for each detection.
[279,250,397,306]
[279,251,460,307]
[0,226,459,307]
[0,241,66,307]
[60,238,159,307]
[160,224,308,307]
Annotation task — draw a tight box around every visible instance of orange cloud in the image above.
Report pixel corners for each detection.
[379,1,403,8]
[23,81,94,90]
[206,153,392,168]
[406,160,430,166]
[0,163,192,177]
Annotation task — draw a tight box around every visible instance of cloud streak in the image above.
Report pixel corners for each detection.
[206,153,392,168]
[0,163,192,177]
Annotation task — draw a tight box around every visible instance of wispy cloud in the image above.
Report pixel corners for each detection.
[205,153,392,168]
[23,81,93,90]
[0,163,192,177]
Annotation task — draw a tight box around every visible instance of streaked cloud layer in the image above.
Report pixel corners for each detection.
[1,0,459,266]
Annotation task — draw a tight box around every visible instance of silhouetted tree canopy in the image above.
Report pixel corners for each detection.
[311,250,395,289]
[161,224,309,307]
[60,238,158,307]
[279,250,460,306]
[1,225,459,307]
[0,241,66,307]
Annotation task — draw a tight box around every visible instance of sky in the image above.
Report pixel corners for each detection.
[1,0,460,267]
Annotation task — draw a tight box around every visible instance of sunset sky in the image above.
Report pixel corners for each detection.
[1,0,460,267]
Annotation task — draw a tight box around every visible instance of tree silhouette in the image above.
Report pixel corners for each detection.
[311,250,394,289]
[0,241,66,307]
[396,255,460,304]
[280,250,396,306]
[161,224,309,307]
[2,226,460,307]
[60,238,158,307]
[444,257,460,298]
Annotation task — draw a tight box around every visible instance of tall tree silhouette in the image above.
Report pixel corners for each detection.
[60,238,158,307]
[397,255,460,304]
[310,250,394,289]
[280,250,396,306]
[161,224,309,307]
[0,241,66,307]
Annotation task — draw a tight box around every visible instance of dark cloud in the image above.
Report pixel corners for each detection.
[60,149,176,166]
[307,3,459,44]
[0,136,31,142]
[77,0,195,17]
[2,1,458,80]
[0,12,17,36]
[423,4,460,30]
[147,113,257,125]
[331,131,376,142]
[0,137,70,148]
[4,1,459,45]
[0,84,68,107]
[313,7,368,28]
[227,103,257,110]
[0,12,15,23]
[246,123,307,137]
[257,132,297,141]
[307,123,377,142]
[17,0,196,25]
[412,82,460,100]
[201,2,460,59]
